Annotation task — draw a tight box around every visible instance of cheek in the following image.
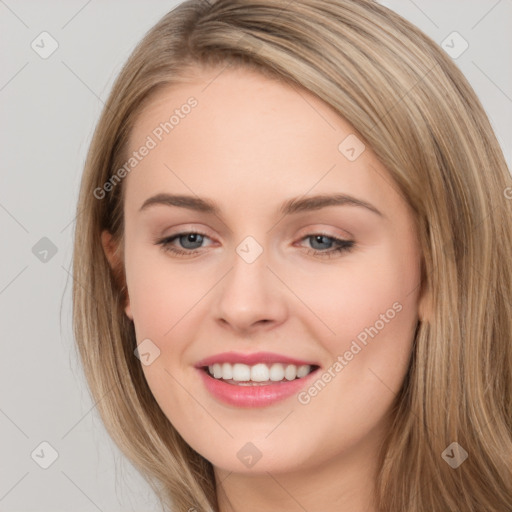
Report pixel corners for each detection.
[289,249,419,447]
[124,242,210,338]
[290,243,420,355]
[345,250,419,394]
[290,246,420,420]
[124,247,210,427]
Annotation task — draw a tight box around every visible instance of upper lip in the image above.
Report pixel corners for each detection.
[195,351,319,368]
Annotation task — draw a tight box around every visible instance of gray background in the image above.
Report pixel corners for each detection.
[1,1,511,510]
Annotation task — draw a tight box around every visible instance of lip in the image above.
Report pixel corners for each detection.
[197,367,320,408]
[194,351,318,368]
[195,352,320,408]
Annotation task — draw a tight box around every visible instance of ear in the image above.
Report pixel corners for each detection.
[417,278,431,324]
[101,230,133,321]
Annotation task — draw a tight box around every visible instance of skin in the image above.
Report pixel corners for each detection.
[102,65,430,512]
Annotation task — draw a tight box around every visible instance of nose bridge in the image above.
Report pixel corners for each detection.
[226,233,270,296]
[235,234,265,266]
[214,233,287,330]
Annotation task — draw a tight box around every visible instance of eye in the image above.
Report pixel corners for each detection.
[155,231,355,259]
[156,231,212,256]
[298,233,355,259]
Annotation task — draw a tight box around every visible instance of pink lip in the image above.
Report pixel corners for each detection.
[194,351,320,408]
[194,351,317,368]
[197,368,320,408]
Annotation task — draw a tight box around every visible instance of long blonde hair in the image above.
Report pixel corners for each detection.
[72,0,512,510]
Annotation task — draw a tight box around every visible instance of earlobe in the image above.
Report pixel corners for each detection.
[124,303,133,321]
[101,230,118,270]
[101,230,133,321]
[417,282,431,323]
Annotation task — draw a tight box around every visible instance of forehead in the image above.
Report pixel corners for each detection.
[130,65,345,148]
[124,66,404,220]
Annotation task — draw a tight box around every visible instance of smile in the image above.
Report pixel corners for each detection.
[205,362,316,384]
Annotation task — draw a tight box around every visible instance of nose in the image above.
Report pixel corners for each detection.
[213,242,288,334]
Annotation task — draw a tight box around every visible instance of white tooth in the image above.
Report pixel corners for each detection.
[251,363,270,382]
[232,363,251,381]
[269,363,285,381]
[209,361,310,382]
[222,363,233,380]
[297,365,311,378]
[212,363,223,379]
[284,364,298,380]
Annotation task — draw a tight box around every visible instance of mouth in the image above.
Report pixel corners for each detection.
[195,351,321,407]
[195,353,321,407]
[202,362,320,386]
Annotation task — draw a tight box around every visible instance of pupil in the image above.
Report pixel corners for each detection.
[182,233,203,249]
[312,235,330,249]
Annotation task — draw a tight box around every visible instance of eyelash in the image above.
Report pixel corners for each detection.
[155,231,355,259]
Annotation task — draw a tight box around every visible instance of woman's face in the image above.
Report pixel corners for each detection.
[103,66,427,476]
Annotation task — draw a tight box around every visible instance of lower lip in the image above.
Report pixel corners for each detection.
[197,368,319,408]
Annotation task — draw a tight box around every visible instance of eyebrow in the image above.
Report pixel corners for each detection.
[139,192,384,218]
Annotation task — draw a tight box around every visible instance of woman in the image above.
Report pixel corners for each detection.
[72,0,512,510]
